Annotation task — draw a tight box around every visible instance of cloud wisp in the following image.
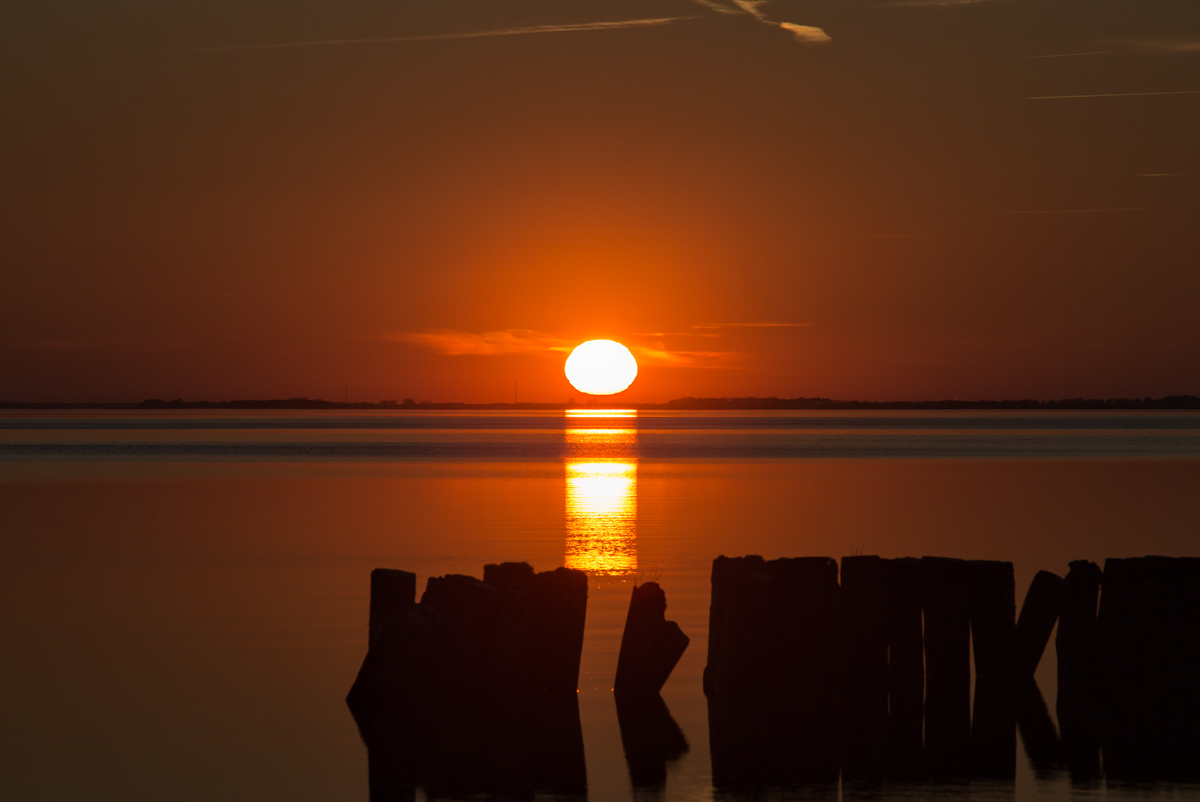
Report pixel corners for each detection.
[1008,205,1200,214]
[884,0,1008,7]
[387,329,573,357]
[1012,51,1114,60]
[1026,90,1200,99]
[199,17,696,52]
[694,322,812,329]
[389,328,759,369]
[1109,38,1200,54]
[727,0,832,45]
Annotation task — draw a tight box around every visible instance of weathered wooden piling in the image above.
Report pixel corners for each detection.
[705,555,843,786]
[1181,557,1200,780]
[347,568,430,734]
[614,581,690,696]
[1056,559,1102,779]
[1102,555,1200,782]
[1096,556,1156,780]
[769,557,844,781]
[531,567,589,695]
[704,555,766,696]
[615,692,689,790]
[841,555,890,778]
[886,557,925,776]
[967,560,1016,779]
[367,568,417,650]
[705,556,774,787]
[349,562,589,798]
[1015,569,1066,677]
[921,556,972,776]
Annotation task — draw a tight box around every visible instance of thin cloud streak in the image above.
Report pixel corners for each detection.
[1012,51,1113,60]
[630,346,741,368]
[391,329,742,368]
[388,329,572,356]
[688,0,743,14]
[1026,90,1200,99]
[726,0,831,45]
[199,17,695,52]
[885,0,1008,8]
[1110,38,1200,54]
[1009,206,1200,214]
[694,322,812,329]
[780,23,832,44]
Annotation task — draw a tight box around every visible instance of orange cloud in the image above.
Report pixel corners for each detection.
[390,329,572,356]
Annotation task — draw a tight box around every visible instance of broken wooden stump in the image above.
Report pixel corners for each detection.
[1015,569,1066,678]
[614,581,689,697]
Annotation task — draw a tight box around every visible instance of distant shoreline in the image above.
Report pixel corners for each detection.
[2,395,1198,411]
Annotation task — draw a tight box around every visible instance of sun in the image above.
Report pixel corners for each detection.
[565,340,638,395]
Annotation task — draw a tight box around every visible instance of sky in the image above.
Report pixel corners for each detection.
[2,0,1198,403]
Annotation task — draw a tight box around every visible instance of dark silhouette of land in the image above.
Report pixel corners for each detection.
[2,394,1198,410]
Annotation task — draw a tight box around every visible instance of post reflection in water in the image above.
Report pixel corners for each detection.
[564,410,638,576]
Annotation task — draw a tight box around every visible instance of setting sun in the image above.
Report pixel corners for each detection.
[564,340,638,396]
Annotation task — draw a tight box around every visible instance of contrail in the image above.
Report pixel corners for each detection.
[1009,206,1200,214]
[198,17,696,52]
[1026,90,1200,99]
[1012,51,1112,60]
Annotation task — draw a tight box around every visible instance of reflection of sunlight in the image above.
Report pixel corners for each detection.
[565,409,637,419]
[564,413,638,576]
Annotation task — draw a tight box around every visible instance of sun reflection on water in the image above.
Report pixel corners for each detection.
[564,411,637,576]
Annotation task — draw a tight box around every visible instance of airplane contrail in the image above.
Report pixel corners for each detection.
[198,17,696,52]
[1026,90,1200,99]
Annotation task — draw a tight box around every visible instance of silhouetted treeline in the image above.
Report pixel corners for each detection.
[1,394,1196,410]
[660,394,1200,410]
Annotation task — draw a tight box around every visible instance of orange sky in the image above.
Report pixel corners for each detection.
[2,0,1198,402]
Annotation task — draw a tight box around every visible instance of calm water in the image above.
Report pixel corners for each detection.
[2,410,1199,801]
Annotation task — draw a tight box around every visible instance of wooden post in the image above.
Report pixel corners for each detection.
[368,568,417,650]
[1015,570,1065,677]
[1097,557,1153,780]
[886,557,924,776]
[968,559,1016,778]
[614,581,690,696]
[921,556,971,776]
[1057,559,1102,779]
[841,555,890,778]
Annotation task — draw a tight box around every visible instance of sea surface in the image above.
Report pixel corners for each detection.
[2,409,1199,801]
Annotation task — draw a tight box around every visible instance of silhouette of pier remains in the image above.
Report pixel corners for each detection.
[346,553,1200,797]
[346,562,588,800]
[704,553,1200,788]
[613,581,692,793]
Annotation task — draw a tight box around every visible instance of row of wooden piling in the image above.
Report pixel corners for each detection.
[349,553,1200,797]
[704,553,1200,786]
[347,563,589,799]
